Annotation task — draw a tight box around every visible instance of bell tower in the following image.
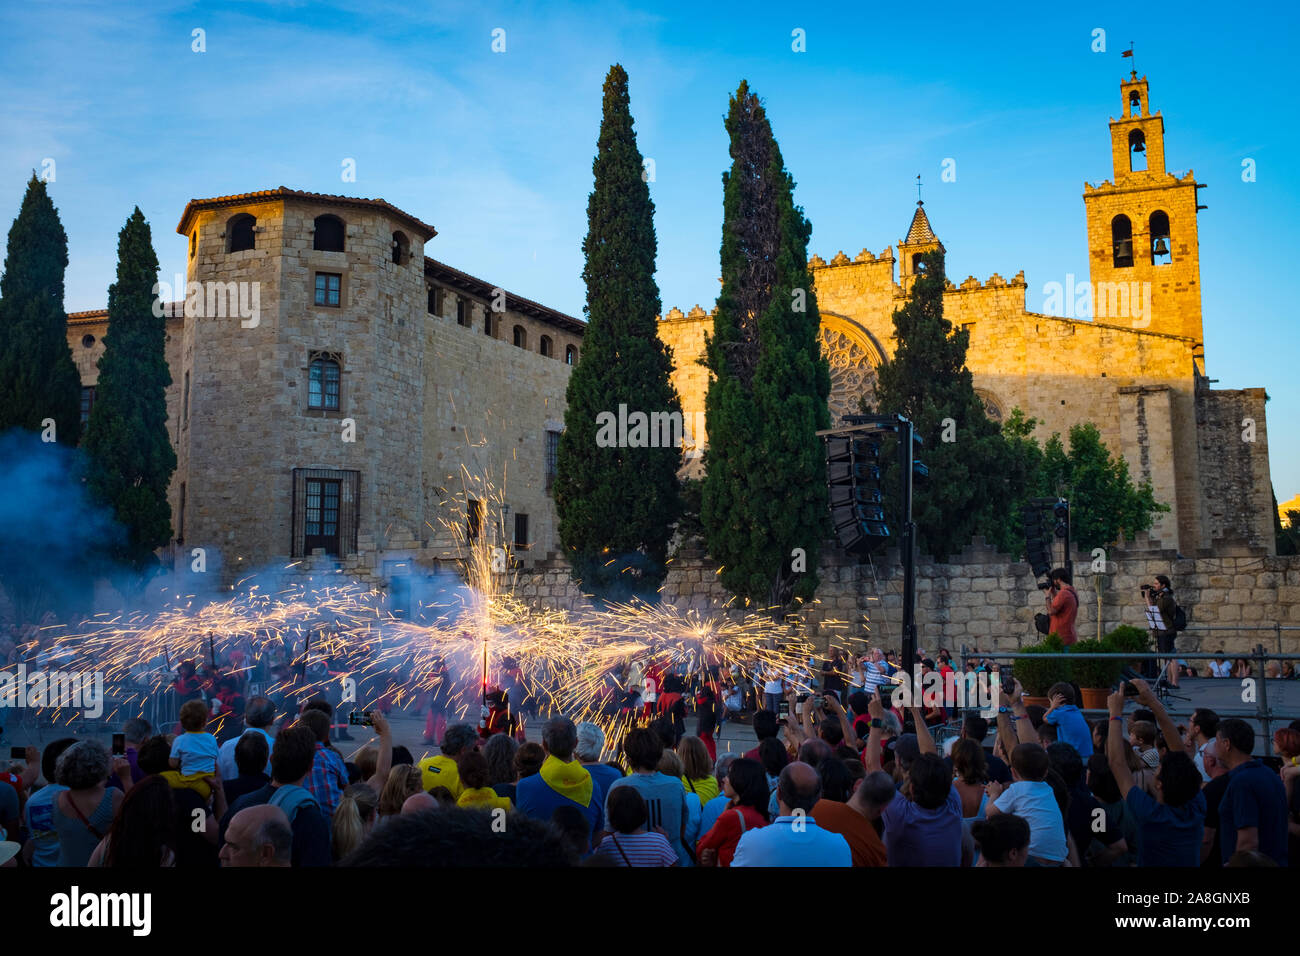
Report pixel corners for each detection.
[898,200,944,294]
[1083,73,1204,343]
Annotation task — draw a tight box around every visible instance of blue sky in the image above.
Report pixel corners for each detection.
[1,1,1296,500]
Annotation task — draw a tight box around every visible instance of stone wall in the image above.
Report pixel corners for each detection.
[1195,381,1274,554]
[506,537,1300,657]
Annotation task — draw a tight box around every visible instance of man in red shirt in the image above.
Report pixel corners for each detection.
[811,768,893,866]
[1045,568,1079,646]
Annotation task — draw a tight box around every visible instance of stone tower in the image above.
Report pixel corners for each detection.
[897,200,945,294]
[1083,73,1204,342]
[173,189,436,577]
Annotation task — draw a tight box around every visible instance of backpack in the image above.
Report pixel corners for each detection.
[268,783,318,823]
[1171,604,1187,631]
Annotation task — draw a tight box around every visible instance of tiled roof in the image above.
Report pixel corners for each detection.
[175,187,437,239]
[67,304,185,325]
[424,257,585,334]
[905,201,938,245]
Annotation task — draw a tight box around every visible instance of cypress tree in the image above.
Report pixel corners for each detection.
[82,207,176,573]
[870,249,1012,560]
[554,64,682,601]
[0,175,81,443]
[701,82,831,611]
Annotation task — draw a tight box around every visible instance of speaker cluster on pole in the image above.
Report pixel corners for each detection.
[826,435,889,554]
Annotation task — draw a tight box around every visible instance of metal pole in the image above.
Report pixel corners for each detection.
[900,416,917,680]
[1063,498,1073,581]
[1255,643,1272,758]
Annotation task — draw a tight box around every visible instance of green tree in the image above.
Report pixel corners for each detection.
[869,250,1016,560]
[81,207,176,573]
[555,64,682,601]
[701,81,831,611]
[993,406,1048,554]
[1039,422,1167,553]
[1273,491,1299,555]
[0,175,81,443]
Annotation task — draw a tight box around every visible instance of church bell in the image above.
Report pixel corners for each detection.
[1153,237,1169,256]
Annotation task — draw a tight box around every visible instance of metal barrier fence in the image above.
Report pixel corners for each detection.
[961,643,1300,758]
[1150,623,1300,656]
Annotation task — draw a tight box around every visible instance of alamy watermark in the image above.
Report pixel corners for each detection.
[1041,275,1152,326]
[153,274,261,328]
[885,669,1001,718]
[0,666,105,718]
[595,404,706,458]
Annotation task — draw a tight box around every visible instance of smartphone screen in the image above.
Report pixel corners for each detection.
[777,700,789,720]
[111,733,126,756]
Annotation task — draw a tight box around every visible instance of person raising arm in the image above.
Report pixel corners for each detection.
[995,679,1037,760]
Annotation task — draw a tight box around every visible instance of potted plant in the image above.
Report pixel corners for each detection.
[1069,638,1122,710]
[1012,633,1071,706]
[1105,625,1152,678]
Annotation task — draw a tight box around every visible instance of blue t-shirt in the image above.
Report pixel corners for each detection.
[23,785,68,867]
[993,780,1067,862]
[605,773,691,866]
[516,771,601,837]
[1218,760,1289,866]
[1126,786,1205,867]
[882,785,964,866]
[731,816,852,867]
[1044,704,1093,758]
[170,731,220,776]
[584,763,624,821]
[699,792,730,838]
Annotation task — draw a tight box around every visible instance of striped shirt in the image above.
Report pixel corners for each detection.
[862,661,890,692]
[593,831,678,867]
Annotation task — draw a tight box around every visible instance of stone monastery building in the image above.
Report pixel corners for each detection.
[64,73,1274,590]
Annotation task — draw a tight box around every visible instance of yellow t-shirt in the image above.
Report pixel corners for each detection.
[419,754,462,799]
[682,775,719,804]
[458,786,512,811]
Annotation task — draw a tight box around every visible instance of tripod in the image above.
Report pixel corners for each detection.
[1150,664,1189,705]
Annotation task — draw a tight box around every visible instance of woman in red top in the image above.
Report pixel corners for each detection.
[695,758,769,867]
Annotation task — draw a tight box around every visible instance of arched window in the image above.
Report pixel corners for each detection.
[1111,215,1134,268]
[227,214,256,253]
[565,345,577,365]
[912,254,926,274]
[189,232,197,259]
[1128,129,1147,172]
[309,354,342,410]
[1129,90,1142,117]
[539,335,553,358]
[1149,210,1172,265]
[392,230,410,265]
[513,325,527,348]
[313,215,345,252]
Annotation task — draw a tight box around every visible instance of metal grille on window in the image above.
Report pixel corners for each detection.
[80,386,96,427]
[546,430,560,490]
[291,468,360,557]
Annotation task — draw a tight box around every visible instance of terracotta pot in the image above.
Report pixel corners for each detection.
[1079,687,1109,710]
[1021,696,1050,708]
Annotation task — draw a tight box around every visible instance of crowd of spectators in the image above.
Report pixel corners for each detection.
[1,642,1297,869]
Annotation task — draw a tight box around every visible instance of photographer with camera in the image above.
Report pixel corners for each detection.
[1142,575,1181,689]
[1040,568,1078,646]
